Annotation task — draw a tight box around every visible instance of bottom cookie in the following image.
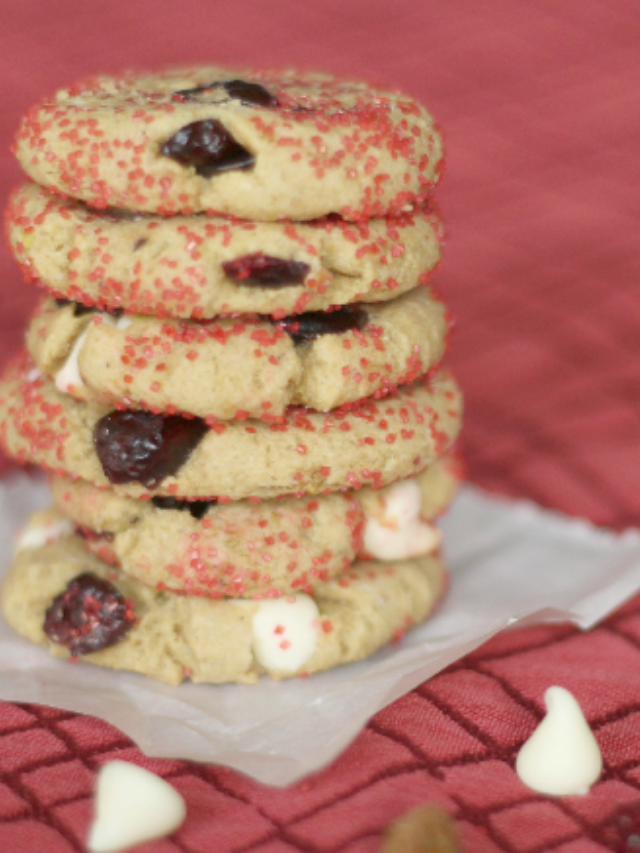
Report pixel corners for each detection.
[2,515,446,685]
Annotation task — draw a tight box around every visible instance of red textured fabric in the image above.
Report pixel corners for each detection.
[0,2,639,850]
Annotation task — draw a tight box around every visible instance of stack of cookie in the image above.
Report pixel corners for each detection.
[0,68,462,684]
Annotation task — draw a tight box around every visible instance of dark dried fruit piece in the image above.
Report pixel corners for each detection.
[94,411,208,489]
[174,79,278,108]
[222,253,310,288]
[273,305,369,345]
[43,572,134,656]
[160,120,255,177]
[151,496,217,520]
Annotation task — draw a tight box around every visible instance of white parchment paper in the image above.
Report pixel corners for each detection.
[1,474,640,786]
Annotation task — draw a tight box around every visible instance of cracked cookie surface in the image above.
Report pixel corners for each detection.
[14,67,444,221]
[27,288,449,419]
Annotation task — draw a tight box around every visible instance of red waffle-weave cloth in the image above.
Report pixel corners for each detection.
[0,2,639,850]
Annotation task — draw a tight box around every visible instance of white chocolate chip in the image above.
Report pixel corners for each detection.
[87,760,186,852]
[383,480,422,526]
[116,315,132,331]
[54,325,90,392]
[252,594,319,673]
[54,312,131,394]
[516,686,602,796]
[363,480,441,560]
[26,365,43,382]
[364,516,441,560]
[15,517,74,553]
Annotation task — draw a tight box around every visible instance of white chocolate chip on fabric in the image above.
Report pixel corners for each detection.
[516,686,603,796]
[87,760,186,852]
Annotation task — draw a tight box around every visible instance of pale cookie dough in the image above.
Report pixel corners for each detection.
[0,354,462,500]
[2,526,446,684]
[8,183,443,318]
[14,67,444,221]
[50,455,459,597]
[27,289,448,419]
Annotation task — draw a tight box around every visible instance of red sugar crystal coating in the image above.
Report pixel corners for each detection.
[51,453,461,599]
[7,184,443,320]
[71,489,374,597]
[0,353,461,501]
[13,67,444,219]
[27,286,447,422]
[43,572,134,655]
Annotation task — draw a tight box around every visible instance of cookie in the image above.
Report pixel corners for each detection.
[0,353,462,500]
[3,520,446,684]
[14,67,444,221]
[8,183,443,319]
[49,454,459,597]
[27,288,449,419]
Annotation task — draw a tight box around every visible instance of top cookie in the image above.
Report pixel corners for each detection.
[14,67,444,221]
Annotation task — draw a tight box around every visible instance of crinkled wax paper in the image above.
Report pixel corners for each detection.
[1,474,640,786]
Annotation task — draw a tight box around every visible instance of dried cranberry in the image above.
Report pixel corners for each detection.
[174,79,278,108]
[43,572,134,655]
[222,253,310,288]
[160,120,254,177]
[94,411,208,488]
[273,306,369,345]
[151,495,217,520]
